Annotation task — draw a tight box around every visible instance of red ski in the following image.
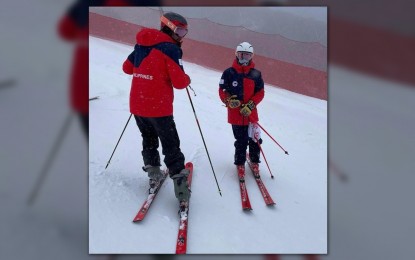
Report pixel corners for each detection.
[132,171,168,222]
[237,165,253,211]
[247,155,276,206]
[176,162,194,254]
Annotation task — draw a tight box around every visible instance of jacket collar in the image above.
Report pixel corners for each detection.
[136,28,177,46]
[232,59,255,74]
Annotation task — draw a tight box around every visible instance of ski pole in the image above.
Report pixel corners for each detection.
[0,78,16,89]
[105,114,132,169]
[186,87,222,196]
[256,122,289,155]
[27,112,74,205]
[256,139,274,179]
[329,159,348,182]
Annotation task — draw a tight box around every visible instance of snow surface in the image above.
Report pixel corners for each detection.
[88,36,327,254]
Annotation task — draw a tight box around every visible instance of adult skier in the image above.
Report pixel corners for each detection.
[122,12,191,210]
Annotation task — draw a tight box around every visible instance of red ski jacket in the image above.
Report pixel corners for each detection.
[219,59,265,125]
[58,1,88,114]
[122,28,190,117]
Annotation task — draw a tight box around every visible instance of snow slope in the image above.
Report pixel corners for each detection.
[89,36,327,254]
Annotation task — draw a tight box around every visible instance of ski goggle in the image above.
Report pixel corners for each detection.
[236,51,253,61]
[160,16,188,38]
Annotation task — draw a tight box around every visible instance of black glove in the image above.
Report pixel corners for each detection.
[240,100,255,116]
[225,95,241,109]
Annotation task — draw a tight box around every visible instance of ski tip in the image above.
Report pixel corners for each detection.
[271,175,275,179]
[285,151,289,155]
[185,162,193,169]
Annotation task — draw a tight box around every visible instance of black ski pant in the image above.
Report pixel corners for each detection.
[232,125,261,165]
[134,115,185,177]
[78,113,88,140]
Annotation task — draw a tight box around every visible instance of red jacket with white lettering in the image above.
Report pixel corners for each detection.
[219,59,265,125]
[122,28,190,117]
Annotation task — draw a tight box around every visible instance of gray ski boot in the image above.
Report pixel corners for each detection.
[172,168,191,213]
[143,165,163,194]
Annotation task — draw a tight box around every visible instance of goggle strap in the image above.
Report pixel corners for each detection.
[161,16,177,32]
[161,15,188,38]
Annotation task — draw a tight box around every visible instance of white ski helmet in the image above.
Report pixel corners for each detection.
[235,42,254,65]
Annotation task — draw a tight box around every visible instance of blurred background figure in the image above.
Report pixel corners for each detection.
[57,0,163,139]
[58,0,89,137]
[1,0,91,259]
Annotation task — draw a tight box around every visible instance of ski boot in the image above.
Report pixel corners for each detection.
[143,165,163,194]
[172,168,191,215]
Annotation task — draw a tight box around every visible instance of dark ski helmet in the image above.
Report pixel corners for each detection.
[160,12,188,43]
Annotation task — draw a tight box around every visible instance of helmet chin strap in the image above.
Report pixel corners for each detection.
[171,33,183,43]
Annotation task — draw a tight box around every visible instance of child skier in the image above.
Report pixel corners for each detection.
[218,42,265,177]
